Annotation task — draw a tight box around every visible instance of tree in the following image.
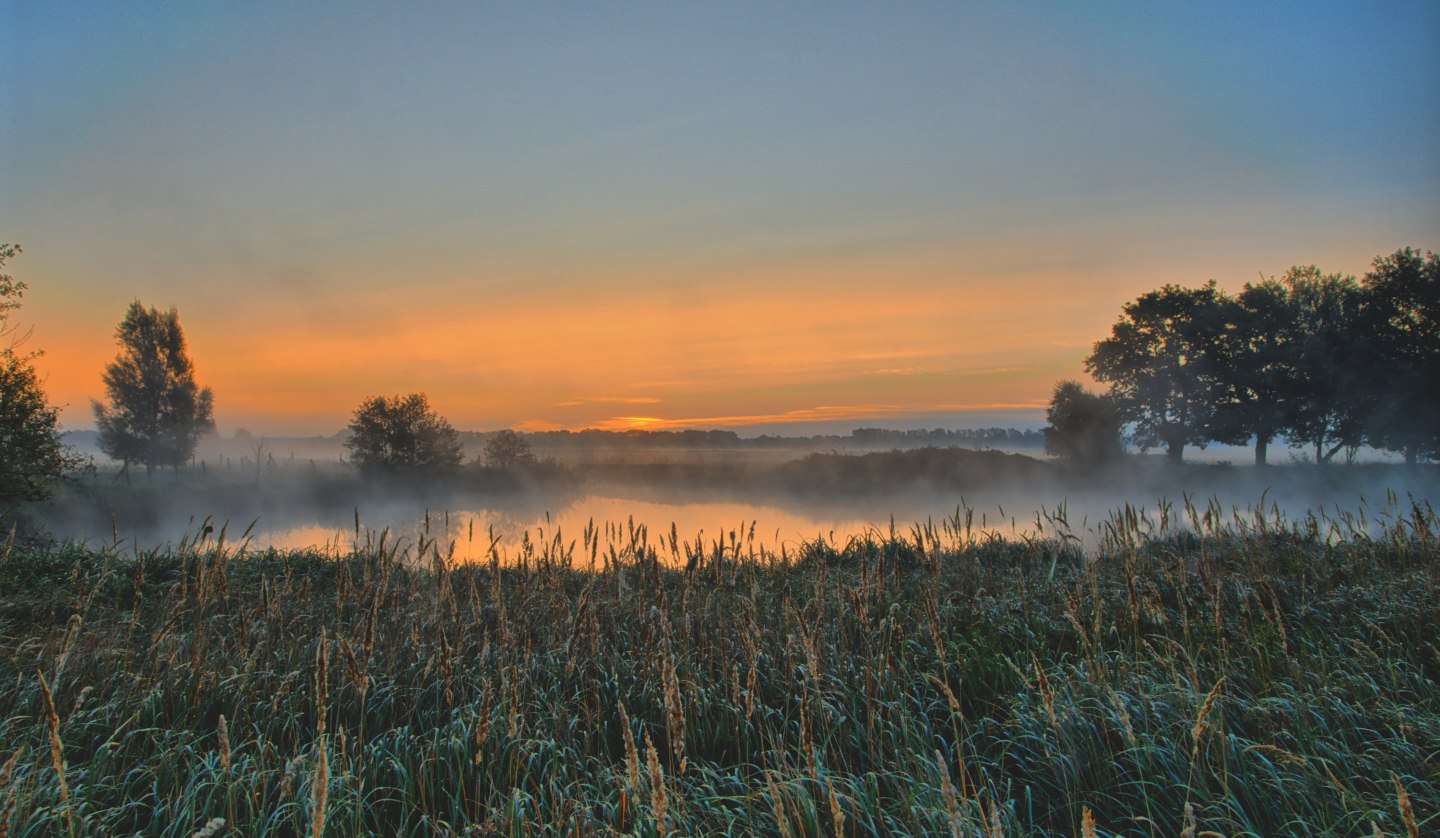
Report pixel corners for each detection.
[92,301,215,478]
[1361,247,1440,464]
[483,429,535,470]
[1279,268,1370,464]
[0,243,78,504]
[1042,380,1124,465]
[1086,282,1236,464]
[1211,278,1296,465]
[344,393,463,474]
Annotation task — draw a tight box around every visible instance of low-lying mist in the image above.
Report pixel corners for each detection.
[34,444,1440,564]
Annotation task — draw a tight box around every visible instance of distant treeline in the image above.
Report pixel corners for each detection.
[458,426,1042,451]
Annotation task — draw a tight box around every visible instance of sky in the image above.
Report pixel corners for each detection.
[3,1,1437,437]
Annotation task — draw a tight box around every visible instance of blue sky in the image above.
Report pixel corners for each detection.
[3,2,1437,434]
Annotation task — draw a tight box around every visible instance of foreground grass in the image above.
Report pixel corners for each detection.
[0,497,1436,836]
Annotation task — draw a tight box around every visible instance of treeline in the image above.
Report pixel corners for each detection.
[475,426,1042,452]
[1051,247,1438,465]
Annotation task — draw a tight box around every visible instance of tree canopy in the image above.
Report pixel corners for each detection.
[1041,380,1124,465]
[345,393,463,475]
[1081,247,1438,464]
[1085,282,1234,463]
[92,301,215,477]
[483,429,536,470]
[0,243,78,504]
[1361,247,1440,464]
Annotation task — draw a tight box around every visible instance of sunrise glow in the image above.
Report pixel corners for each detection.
[3,3,1436,436]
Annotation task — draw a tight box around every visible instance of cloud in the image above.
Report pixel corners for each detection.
[556,396,663,407]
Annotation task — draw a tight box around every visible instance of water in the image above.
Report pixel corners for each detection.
[254,493,1046,564]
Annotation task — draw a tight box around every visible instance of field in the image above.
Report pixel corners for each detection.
[1,490,1436,836]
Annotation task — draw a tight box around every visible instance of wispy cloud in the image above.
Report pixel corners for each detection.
[594,404,908,431]
[556,396,663,407]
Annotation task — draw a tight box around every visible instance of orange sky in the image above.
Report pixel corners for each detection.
[5,5,1436,436]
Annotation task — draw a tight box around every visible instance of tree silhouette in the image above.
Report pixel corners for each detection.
[1041,381,1124,465]
[1279,268,1370,464]
[1086,282,1233,464]
[345,393,463,475]
[483,429,536,470]
[0,243,78,504]
[92,301,215,478]
[1362,247,1440,464]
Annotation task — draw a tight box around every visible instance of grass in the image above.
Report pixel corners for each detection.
[0,496,1435,835]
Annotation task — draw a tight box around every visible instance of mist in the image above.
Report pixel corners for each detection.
[39,428,1439,565]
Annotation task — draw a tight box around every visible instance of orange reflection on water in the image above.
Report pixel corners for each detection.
[255,495,1025,566]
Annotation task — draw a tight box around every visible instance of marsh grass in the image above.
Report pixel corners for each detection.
[0,497,1436,835]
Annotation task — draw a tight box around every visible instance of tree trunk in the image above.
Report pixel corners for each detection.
[1166,441,1184,464]
[1254,434,1270,466]
[1406,447,1418,466]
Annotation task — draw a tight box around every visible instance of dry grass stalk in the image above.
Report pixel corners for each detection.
[439,632,454,711]
[0,523,14,567]
[217,715,231,772]
[1190,676,1226,758]
[927,673,964,722]
[1243,743,1305,766]
[827,780,845,837]
[36,671,74,838]
[1081,806,1097,838]
[988,799,1004,838]
[472,686,493,765]
[660,629,686,774]
[765,771,793,838]
[278,754,303,801]
[1393,772,1418,838]
[190,816,226,837]
[617,701,640,790]
[1107,687,1137,747]
[936,749,962,838]
[644,730,668,837]
[310,738,328,838]
[1180,802,1197,838]
[1031,654,1056,728]
[311,628,329,838]
[0,747,22,838]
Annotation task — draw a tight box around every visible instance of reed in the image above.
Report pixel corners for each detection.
[0,495,1434,834]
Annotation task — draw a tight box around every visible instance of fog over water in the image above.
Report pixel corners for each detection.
[51,442,1439,566]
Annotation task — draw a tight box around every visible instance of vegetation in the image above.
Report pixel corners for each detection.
[92,301,215,479]
[0,243,78,508]
[483,429,536,470]
[0,497,1434,835]
[344,393,463,476]
[1041,380,1124,465]
[1085,247,1439,464]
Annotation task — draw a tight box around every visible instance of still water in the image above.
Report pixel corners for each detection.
[255,493,1051,564]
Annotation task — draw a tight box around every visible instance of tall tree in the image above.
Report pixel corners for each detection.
[0,243,78,504]
[1212,278,1296,465]
[1279,268,1369,464]
[1086,282,1235,464]
[92,302,215,478]
[345,393,463,475]
[1361,247,1440,464]
[1041,380,1124,465]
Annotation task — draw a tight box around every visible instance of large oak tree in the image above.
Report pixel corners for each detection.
[1085,282,1235,464]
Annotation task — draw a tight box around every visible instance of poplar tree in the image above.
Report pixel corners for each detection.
[92,301,215,478]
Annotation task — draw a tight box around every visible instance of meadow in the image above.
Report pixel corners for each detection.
[0,490,1435,836]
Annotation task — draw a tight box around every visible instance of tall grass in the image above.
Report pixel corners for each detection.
[0,497,1435,835]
